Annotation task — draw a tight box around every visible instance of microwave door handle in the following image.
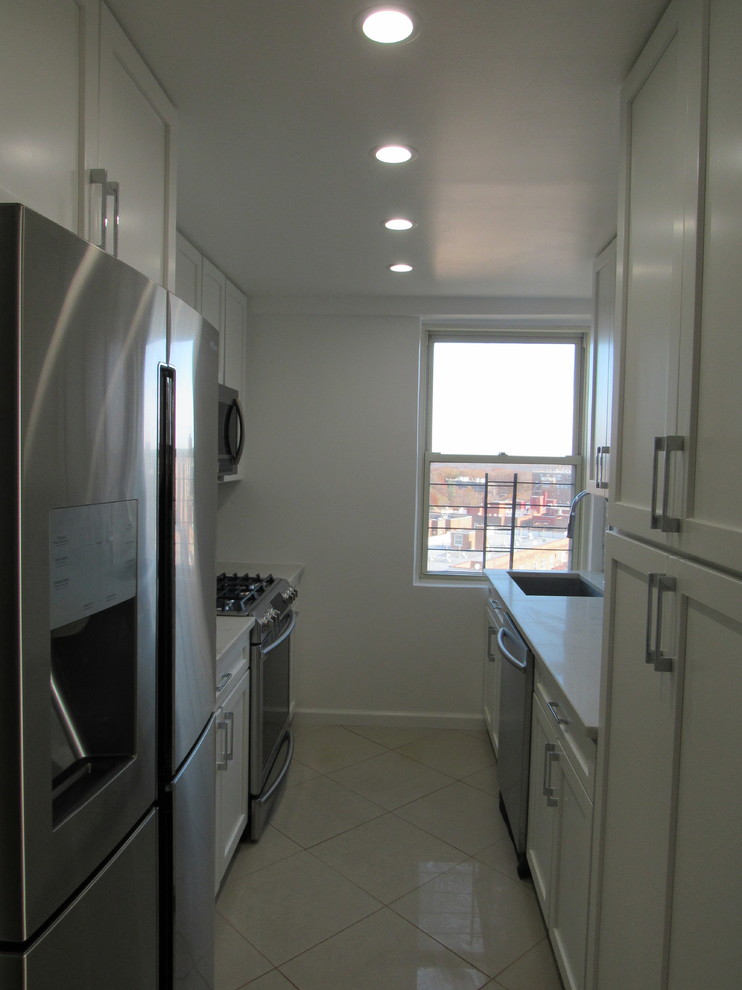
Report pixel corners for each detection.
[228,397,245,465]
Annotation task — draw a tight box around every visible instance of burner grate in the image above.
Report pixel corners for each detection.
[216,572,276,614]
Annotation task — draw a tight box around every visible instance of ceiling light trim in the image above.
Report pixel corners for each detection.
[372,144,417,164]
[383,217,417,230]
[356,7,420,45]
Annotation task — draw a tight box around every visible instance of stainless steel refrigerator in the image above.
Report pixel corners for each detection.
[0,205,217,990]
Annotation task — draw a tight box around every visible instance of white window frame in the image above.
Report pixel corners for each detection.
[415,327,586,583]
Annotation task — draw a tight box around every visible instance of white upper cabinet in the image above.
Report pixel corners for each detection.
[201,258,227,372]
[175,233,203,312]
[0,0,98,233]
[676,0,742,571]
[0,1,176,288]
[585,239,616,495]
[610,0,742,575]
[609,0,705,547]
[176,234,247,395]
[223,279,247,394]
[94,4,177,287]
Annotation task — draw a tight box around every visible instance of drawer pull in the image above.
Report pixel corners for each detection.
[543,742,560,807]
[216,718,229,770]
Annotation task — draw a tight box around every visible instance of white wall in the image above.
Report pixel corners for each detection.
[216,296,590,727]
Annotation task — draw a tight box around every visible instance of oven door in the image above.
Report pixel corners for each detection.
[248,610,296,838]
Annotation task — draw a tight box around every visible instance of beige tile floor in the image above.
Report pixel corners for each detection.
[216,724,563,990]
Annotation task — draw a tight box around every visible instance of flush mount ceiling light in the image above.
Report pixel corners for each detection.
[373,144,416,164]
[384,217,416,230]
[358,7,419,44]
[388,263,413,272]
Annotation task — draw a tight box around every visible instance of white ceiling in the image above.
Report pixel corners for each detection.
[108,0,667,301]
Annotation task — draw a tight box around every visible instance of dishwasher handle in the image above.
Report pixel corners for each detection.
[497,626,528,671]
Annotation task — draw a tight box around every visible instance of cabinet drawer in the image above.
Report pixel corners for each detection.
[534,667,596,799]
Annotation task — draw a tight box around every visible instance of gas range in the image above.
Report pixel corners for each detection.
[216,571,297,627]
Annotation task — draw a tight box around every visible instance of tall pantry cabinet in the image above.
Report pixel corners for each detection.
[593,0,742,987]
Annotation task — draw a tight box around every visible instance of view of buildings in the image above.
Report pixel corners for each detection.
[426,462,575,574]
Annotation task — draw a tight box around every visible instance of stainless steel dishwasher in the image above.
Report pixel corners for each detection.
[490,594,534,879]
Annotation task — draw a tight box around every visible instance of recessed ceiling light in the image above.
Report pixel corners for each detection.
[388,263,413,273]
[373,144,416,164]
[359,7,418,44]
[384,217,416,230]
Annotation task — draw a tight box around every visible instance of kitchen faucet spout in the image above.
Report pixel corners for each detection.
[566,490,591,539]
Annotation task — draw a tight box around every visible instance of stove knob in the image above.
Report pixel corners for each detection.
[282,587,297,603]
[262,607,279,626]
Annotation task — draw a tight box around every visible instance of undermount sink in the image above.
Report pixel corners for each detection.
[507,571,603,598]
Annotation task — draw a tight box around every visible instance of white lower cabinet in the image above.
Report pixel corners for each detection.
[593,532,742,990]
[527,677,594,990]
[215,666,250,891]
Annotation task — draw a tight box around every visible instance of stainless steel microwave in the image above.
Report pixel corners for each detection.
[218,384,244,478]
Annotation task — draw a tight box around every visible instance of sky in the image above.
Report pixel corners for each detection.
[430,341,577,457]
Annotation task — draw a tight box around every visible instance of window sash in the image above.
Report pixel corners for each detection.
[421,454,580,578]
[417,330,586,581]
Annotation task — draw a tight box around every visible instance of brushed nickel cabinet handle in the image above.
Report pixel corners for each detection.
[645,572,676,672]
[89,168,108,249]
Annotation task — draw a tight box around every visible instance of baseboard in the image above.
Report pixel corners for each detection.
[292,707,485,731]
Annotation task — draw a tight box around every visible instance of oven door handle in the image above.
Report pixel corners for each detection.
[258,729,295,805]
[261,611,297,655]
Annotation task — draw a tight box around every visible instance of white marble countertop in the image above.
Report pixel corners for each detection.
[216,615,255,667]
[485,569,604,738]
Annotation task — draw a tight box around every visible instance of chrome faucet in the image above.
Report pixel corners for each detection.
[566,490,591,539]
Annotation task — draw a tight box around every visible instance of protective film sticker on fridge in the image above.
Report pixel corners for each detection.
[49,500,137,629]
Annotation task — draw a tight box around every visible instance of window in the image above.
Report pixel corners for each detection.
[419,332,584,578]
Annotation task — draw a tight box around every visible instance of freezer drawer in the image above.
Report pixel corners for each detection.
[0,810,158,990]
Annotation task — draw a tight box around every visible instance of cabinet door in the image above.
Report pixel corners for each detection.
[609,0,704,543]
[550,753,592,990]
[595,534,680,990]
[665,557,742,989]
[0,0,98,233]
[676,0,742,573]
[223,279,246,394]
[586,239,616,494]
[96,4,177,287]
[175,233,203,312]
[216,670,250,889]
[526,695,557,916]
[201,258,226,379]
